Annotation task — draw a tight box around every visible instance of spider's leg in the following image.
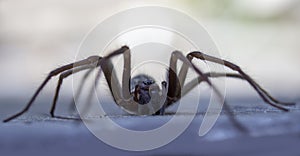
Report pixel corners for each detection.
[166,51,184,102]
[165,51,212,108]
[121,48,132,100]
[182,72,290,108]
[50,64,97,119]
[78,46,130,116]
[168,51,248,132]
[187,51,294,110]
[96,46,168,116]
[181,72,243,97]
[69,68,94,113]
[101,46,131,102]
[3,56,101,122]
[92,47,131,105]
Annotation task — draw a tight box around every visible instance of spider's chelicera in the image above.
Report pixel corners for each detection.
[131,75,158,105]
[3,46,294,126]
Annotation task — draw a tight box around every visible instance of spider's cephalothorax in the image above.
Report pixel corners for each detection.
[131,74,156,105]
[3,45,294,124]
[128,74,168,115]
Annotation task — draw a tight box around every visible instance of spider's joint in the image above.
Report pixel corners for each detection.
[87,56,101,63]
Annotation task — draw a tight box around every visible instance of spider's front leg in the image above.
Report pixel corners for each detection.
[166,51,217,106]
[3,56,101,122]
[99,46,167,115]
[166,51,248,132]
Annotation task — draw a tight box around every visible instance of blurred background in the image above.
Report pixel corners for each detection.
[0,0,299,103]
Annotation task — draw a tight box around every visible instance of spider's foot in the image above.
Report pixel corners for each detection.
[153,107,166,115]
[277,101,296,106]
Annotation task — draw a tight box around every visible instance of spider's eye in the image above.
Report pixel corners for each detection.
[143,80,155,85]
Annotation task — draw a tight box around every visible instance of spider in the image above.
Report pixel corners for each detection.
[3,46,294,124]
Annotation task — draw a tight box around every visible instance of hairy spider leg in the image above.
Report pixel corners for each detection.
[3,56,101,122]
[69,68,94,113]
[165,51,248,132]
[85,47,129,108]
[52,46,130,118]
[71,46,134,117]
[187,51,294,111]
[75,46,134,116]
[67,47,128,117]
[50,64,98,120]
[181,72,243,97]
[182,72,290,103]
